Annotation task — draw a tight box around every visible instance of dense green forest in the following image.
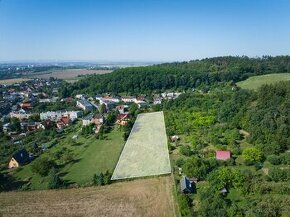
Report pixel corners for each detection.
[160,82,290,216]
[62,56,290,96]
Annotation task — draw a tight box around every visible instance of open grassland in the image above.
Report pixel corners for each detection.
[237,73,290,90]
[0,176,176,217]
[30,69,112,81]
[13,126,124,189]
[112,112,171,180]
[0,78,31,84]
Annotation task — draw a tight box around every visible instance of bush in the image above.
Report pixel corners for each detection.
[177,193,192,217]
[93,171,112,186]
[48,168,63,189]
[31,157,56,177]
[242,148,263,164]
[176,158,185,167]
[180,145,194,156]
[280,152,290,165]
[267,155,281,165]
[268,168,288,182]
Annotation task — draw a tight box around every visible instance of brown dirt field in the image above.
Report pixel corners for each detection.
[32,69,112,80]
[0,78,31,85]
[0,176,177,217]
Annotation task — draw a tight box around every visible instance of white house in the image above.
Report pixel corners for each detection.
[121,96,136,103]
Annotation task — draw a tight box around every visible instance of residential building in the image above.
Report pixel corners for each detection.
[8,149,30,169]
[76,99,93,111]
[180,176,195,194]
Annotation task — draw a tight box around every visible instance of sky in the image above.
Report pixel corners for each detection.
[0,0,290,62]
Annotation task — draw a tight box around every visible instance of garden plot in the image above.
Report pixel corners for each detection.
[111,111,171,180]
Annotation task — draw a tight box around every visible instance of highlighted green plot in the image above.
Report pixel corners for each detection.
[111,111,171,180]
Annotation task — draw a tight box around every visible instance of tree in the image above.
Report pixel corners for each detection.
[207,167,245,191]
[48,168,63,189]
[242,148,263,164]
[182,157,214,180]
[268,168,289,182]
[10,117,21,133]
[31,157,56,177]
[267,155,281,165]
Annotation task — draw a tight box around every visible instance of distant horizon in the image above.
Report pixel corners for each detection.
[1,0,290,62]
[0,54,289,65]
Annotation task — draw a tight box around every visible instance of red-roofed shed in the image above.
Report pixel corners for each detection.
[216,150,231,161]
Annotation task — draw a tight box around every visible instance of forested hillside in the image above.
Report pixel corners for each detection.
[62,56,290,96]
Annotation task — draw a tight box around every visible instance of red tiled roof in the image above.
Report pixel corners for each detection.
[117,114,128,121]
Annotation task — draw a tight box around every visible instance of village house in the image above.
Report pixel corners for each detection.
[8,149,30,169]
[180,176,195,194]
[101,100,117,110]
[82,113,94,126]
[9,109,33,120]
[121,96,136,103]
[216,150,231,161]
[75,94,86,99]
[137,101,148,108]
[134,96,146,104]
[93,114,104,125]
[76,99,93,111]
[40,111,82,121]
[116,105,129,114]
[20,101,33,109]
[56,116,70,129]
[99,96,120,104]
[116,114,130,126]
[153,97,162,105]
[21,122,45,132]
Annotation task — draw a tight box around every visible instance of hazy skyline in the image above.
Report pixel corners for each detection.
[0,0,290,62]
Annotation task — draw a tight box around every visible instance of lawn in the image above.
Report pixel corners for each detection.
[63,128,124,184]
[237,73,290,90]
[12,126,124,189]
[112,111,171,180]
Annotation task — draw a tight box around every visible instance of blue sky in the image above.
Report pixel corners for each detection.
[0,0,290,62]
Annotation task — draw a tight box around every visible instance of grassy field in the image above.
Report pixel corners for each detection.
[0,78,31,84]
[237,73,290,90]
[12,126,124,189]
[63,128,124,184]
[0,176,176,217]
[112,112,171,180]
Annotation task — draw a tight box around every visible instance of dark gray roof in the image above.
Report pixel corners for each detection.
[78,99,93,108]
[180,176,194,193]
[12,149,29,165]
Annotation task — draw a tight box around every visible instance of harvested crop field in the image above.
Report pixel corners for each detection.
[112,111,171,180]
[31,69,112,80]
[0,176,176,217]
[0,78,31,84]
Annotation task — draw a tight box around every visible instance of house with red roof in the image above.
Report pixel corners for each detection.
[216,150,231,161]
[116,114,130,126]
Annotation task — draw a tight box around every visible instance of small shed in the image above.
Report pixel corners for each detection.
[8,149,30,168]
[216,150,231,161]
[180,176,195,194]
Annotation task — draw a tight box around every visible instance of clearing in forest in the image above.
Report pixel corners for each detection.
[111,111,171,180]
[237,73,290,90]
